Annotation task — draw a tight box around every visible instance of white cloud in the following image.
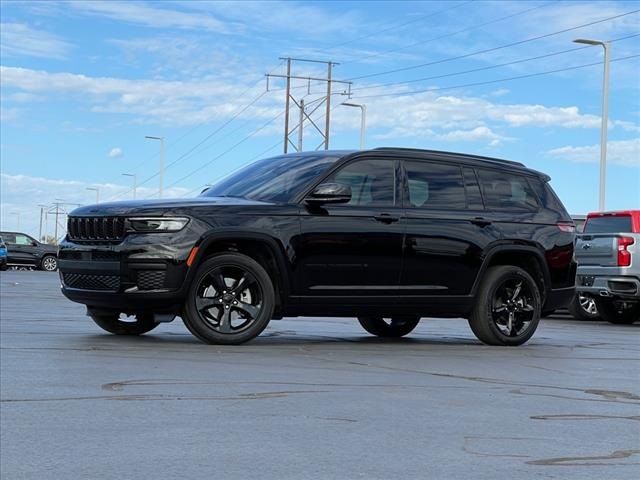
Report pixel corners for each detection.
[108,147,123,158]
[0,23,71,59]
[546,138,640,167]
[435,126,509,146]
[63,0,235,33]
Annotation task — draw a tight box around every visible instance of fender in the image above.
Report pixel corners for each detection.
[184,229,293,302]
[471,243,551,298]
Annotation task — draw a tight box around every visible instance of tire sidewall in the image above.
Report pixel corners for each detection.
[183,254,275,345]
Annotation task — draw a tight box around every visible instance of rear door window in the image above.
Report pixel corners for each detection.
[404,161,466,209]
[2,233,16,244]
[584,215,632,233]
[477,169,539,212]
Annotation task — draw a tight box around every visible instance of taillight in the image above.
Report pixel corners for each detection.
[618,236,634,267]
[557,222,575,233]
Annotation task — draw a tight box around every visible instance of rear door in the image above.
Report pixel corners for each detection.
[399,160,499,296]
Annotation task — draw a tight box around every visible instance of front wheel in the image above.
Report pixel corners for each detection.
[90,312,159,335]
[357,316,420,337]
[468,265,541,346]
[595,299,639,325]
[182,253,275,345]
[41,255,58,272]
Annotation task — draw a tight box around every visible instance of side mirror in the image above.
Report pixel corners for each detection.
[306,183,352,205]
[32,241,38,246]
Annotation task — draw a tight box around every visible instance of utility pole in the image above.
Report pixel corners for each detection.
[297,99,305,151]
[38,204,49,241]
[266,58,351,153]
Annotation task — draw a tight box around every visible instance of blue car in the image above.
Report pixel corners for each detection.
[0,236,7,271]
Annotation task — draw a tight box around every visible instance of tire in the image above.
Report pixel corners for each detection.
[568,293,599,320]
[468,265,542,346]
[41,255,58,272]
[90,312,159,335]
[357,316,420,337]
[0,263,7,271]
[182,253,275,345]
[595,299,639,325]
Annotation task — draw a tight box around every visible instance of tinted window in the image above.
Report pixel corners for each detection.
[404,161,465,209]
[529,178,569,216]
[202,153,341,203]
[584,215,632,233]
[462,167,484,209]
[2,233,16,243]
[477,170,539,211]
[326,159,395,207]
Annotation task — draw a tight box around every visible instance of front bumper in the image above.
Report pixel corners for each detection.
[58,232,197,313]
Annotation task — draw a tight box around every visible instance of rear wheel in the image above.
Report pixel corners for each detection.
[595,299,639,325]
[357,316,420,338]
[182,253,275,345]
[468,265,541,346]
[568,293,599,320]
[90,312,159,335]
[41,255,58,272]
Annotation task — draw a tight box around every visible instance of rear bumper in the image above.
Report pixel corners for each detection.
[544,286,576,311]
[576,274,640,301]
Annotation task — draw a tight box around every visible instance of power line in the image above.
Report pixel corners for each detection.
[342,1,555,64]
[348,9,639,81]
[351,54,640,100]
[352,32,640,92]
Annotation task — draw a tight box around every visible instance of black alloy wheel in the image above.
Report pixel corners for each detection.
[182,253,275,345]
[468,265,541,346]
[357,316,420,337]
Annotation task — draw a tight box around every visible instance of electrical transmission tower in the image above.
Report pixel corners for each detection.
[266,57,352,153]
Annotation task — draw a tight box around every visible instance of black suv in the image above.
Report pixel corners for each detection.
[0,231,58,271]
[59,148,576,346]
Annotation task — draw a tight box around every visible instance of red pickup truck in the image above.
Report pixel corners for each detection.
[575,210,640,324]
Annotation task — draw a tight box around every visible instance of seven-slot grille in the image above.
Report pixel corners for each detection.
[67,217,125,242]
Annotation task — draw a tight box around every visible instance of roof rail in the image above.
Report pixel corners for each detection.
[372,147,525,167]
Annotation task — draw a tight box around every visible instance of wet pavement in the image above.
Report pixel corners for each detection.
[1,271,639,479]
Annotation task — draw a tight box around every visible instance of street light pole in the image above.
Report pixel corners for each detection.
[122,173,137,199]
[341,102,367,149]
[574,38,610,211]
[86,187,99,204]
[145,136,165,198]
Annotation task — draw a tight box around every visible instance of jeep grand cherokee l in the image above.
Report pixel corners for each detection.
[58,148,576,346]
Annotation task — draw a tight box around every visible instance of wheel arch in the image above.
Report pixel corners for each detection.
[188,231,292,314]
[472,244,551,304]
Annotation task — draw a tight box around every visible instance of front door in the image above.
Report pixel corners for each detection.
[295,158,404,297]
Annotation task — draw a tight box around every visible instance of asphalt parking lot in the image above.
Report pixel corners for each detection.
[1,271,639,479]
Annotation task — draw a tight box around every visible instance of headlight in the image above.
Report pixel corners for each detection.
[127,217,189,232]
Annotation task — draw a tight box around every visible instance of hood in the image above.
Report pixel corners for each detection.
[69,196,274,217]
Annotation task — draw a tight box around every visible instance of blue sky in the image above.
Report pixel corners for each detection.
[0,0,638,239]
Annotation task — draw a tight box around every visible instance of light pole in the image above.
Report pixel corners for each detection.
[38,204,49,241]
[574,38,610,211]
[145,135,165,198]
[86,187,99,204]
[122,173,137,199]
[342,102,367,149]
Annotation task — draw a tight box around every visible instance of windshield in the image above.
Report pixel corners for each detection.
[201,153,343,203]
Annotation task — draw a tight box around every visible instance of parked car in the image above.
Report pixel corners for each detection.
[58,148,576,346]
[0,232,58,271]
[575,210,640,324]
[0,237,7,271]
[566,214,600,320]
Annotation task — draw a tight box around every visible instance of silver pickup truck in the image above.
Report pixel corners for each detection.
[575,210,639,324]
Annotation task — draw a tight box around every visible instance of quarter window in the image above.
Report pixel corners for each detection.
[404,161,466,209]
[477,170,540,211]
[325,159,396,207]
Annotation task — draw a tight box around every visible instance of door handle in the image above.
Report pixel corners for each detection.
[374,213,399,224]
[471,217,492,227]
